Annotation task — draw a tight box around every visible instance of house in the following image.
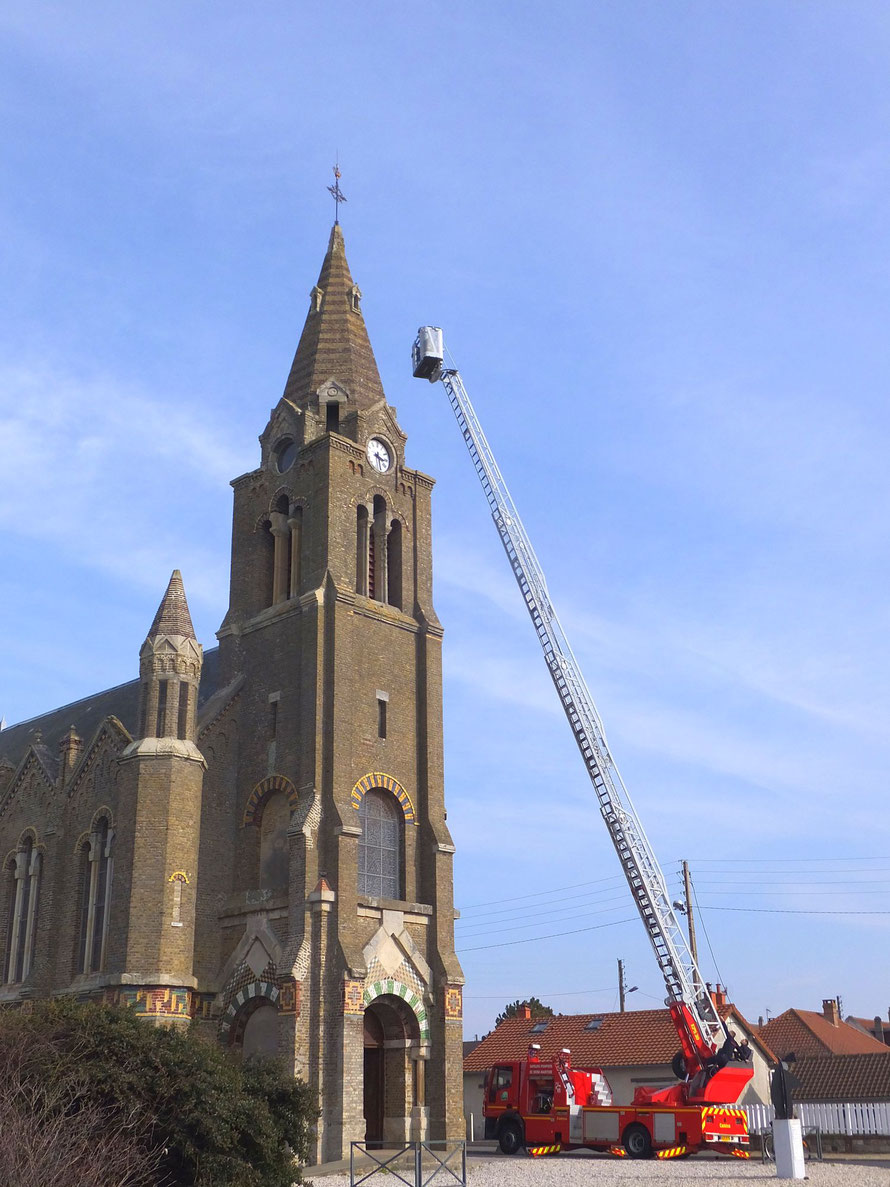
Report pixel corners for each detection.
[758,999,889,1059]
[462,989,773,1138]
[846,1014,890,1047]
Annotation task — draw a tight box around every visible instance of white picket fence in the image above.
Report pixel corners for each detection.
[745,1101,890,1137]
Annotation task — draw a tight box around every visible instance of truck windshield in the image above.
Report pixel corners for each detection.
[489,1066,513,1102]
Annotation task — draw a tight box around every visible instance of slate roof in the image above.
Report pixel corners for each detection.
[0,647,221,772]
[793,1053,890,1101]
[463,1005,765,1072]
[282,223,386,411]
[757,1010,889,1058]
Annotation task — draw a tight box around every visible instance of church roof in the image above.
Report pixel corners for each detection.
[0,648,221,771]
[282,223,386,410]
[148,569,197,640]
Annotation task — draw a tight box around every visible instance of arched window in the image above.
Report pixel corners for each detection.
[270,496,291,605]
[358,789,403,900]
[77,818,113,975]
[259,791,290,890]
[4,837,41,984]
[370,496,387,602]
[356,505,369,596]
[387,520,402,610]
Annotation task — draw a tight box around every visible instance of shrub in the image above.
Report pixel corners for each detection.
[0,999,317,1187]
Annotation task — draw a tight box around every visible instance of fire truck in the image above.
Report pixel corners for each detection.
[412,329,754,1159]
[482,1047,750,1160]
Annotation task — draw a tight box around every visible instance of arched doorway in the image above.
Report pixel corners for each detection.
[229,997,279,1061]
[363,995,422,1147]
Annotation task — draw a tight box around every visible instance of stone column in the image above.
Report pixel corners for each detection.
[270,511,290,603]
[288,513,303,596]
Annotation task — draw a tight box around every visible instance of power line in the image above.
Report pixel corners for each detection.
[458,903,630,938]
[690,876,725,992]
[456,893,629,932]
[698,905,890,916]
[457,916,636,953]
[686,856,890,864]
[455,885,626,925]
[465,986,614,1000]
[691,888,889,897]
[458,873,623,912]
[689,876,890,886]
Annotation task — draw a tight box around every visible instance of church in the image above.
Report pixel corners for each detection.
[0,222,465,1162]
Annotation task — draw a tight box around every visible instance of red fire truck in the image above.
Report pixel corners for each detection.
[483,1046,751,1160]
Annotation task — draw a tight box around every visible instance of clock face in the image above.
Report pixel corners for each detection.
[367,438,392,473]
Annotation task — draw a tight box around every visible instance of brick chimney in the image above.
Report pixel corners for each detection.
[709,983,727,1009]
[875,1016,886,1044]
[822,998,840,1025]
[521,1005,532,1020]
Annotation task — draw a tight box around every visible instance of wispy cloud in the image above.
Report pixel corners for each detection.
[0,360,247,603]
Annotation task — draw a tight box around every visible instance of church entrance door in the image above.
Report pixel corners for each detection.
[363,995,422,1149]
[363,1007,385,1146]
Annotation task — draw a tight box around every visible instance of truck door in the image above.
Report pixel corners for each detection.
[488,1064,515,1107]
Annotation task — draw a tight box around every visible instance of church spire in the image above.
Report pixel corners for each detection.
[148,569,196,641]
[282,224,386,411]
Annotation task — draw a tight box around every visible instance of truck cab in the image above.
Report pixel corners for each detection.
[483,1051,607,1154]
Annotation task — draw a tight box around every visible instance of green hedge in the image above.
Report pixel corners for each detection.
[0,999,317,1187]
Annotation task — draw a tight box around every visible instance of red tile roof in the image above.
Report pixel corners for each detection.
[846,1016,889,1045]
[463,1006,765,1072]
[793,1053,890,1102]
[757,1010,889,1058]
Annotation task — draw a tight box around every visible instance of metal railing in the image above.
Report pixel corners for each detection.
[349,1142,466,1187]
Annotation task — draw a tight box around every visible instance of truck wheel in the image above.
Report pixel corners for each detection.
[498,1120,524,1155]
[671,1051,687,1080]
[622,1123,653,1159]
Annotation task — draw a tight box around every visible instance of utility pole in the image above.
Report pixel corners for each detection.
[618,958,626,1013]
[682,860,699,968]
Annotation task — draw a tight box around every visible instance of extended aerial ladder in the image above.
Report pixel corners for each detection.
[412,328,752,1103]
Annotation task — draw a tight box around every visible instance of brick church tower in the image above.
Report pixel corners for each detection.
[0,222,464,1165]
[200,222,465,1159]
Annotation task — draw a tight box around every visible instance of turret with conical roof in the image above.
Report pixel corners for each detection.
[117,568,206,1017]
[136,570,203,745]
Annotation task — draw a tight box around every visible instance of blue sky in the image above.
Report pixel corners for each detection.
[2,1,889,1040]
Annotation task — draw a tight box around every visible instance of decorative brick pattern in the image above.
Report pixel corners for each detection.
[363,978,429,1043]
[118,986,190,1018]
[242,773,299,826]
[343,979,364,1015]
[350,772,416,823]
[444,985,463,1022]
[279,977,300,1016]
[219,979,280,1038]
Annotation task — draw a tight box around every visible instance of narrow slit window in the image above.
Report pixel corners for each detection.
[326,401,340,431]
[177,682,190,740]
[377,697,387,739]
[356,506,369,596]
[155,680,168,737]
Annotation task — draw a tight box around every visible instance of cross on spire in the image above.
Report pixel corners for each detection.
[327,162,347,224]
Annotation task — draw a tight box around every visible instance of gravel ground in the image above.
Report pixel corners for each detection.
[316,1153,890,1187]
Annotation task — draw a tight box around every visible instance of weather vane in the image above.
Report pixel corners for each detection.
[327,161,347,224]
